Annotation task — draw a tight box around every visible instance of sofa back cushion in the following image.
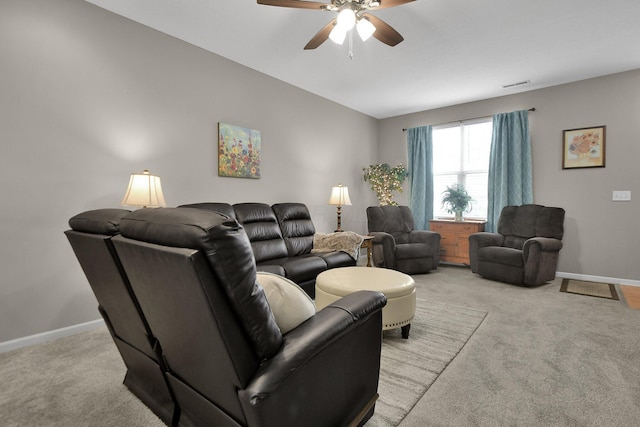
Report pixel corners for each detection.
[66,208,159,358]
[68,208,131,235]
[233,203,288,262]
[367,205,414,244]
[118,207,282,361]
[272,203,315,256]
[498,204,565,249]
[178,202,236,219]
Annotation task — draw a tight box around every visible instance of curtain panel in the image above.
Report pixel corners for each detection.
[407,125,433,230]
[487,110,533,232]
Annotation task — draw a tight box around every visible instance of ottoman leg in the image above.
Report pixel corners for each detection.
[401,324,411,339]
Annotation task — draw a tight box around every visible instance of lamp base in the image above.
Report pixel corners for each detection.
[335,206,343,233]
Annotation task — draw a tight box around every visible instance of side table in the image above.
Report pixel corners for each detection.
[361,236,374,267]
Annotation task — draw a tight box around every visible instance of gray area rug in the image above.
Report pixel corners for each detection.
[0,298,485,426]
[371,299,486,426]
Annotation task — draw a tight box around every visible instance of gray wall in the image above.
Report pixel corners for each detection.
[2,0,638,344]
[378,70,640,281]
[0,0,378,342]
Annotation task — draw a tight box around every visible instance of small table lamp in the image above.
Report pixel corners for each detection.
[328,184,352,232]
[121,169,167,208]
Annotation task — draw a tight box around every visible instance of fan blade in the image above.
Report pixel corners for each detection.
[363,13,404,46]
[304,19,337,49]
[257,0,329,10]
[371,0,415,10]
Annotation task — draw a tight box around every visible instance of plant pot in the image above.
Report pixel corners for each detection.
[454,211,463,221]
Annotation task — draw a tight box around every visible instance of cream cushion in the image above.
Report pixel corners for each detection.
[257,272,316,334]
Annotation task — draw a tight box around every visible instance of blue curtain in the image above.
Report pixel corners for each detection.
[487,110,533,232]
[407,125,433,230]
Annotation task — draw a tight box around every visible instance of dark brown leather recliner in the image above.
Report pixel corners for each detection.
[469,204,565,286]
[65,209,177,425]
[111,207,387,427]
[366,206,441,274]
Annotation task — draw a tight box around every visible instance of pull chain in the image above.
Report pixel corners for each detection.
[348,30,354,59]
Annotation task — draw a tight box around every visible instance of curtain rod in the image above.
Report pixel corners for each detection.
[402,108,536,132]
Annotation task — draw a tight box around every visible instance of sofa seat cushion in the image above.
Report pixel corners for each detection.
[316,251,356,269]
[263,255,328,284]
[257,272,315,334]
[256,264,286,277]
[478,246,523,267]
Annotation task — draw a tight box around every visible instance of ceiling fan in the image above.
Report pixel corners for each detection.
[257,0,415,50]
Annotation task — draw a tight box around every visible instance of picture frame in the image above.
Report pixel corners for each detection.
[562,125,606,169]
[218,122,261,179]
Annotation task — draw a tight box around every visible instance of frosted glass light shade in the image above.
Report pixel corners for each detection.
[336,8,356,31]
[121,169,167,208]
[328,184,352,206]
[329,25,347,45]
[357,17,376,41]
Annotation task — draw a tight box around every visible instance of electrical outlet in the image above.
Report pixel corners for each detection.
[612,190,631,201]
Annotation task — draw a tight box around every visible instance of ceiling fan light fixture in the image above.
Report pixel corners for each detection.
[336,8,356,31]
[356,17,376,41]
[329,24,347,45]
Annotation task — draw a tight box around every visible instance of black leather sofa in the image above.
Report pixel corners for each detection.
[180,202,356,297]
[67,207,386,427]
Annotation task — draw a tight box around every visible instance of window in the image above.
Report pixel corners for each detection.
[432,118,492,219]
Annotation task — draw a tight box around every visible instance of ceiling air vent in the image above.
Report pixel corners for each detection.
[502,80,531,89]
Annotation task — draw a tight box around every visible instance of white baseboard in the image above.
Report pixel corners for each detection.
[0,319,105,354]
[556,271,640,287]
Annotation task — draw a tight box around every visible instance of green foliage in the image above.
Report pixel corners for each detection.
[441,184,473,214]
[363,163,408,206]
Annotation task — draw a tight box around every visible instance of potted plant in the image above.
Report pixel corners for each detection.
[441,184,473,221]
[363,163,408,206]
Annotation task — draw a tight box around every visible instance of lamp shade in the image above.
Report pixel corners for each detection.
[336,8,356,31]
[356,17,376,41]
[328,184,352,206]
[329,24,348,45]
[121,169,167,208]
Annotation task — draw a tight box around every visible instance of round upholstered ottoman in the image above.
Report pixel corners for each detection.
[315,267,416,338]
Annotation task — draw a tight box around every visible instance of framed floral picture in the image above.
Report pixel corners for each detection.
[562,126,606,169]
[218,122,261,178]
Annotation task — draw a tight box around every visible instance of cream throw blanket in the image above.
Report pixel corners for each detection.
[311,231,365,260]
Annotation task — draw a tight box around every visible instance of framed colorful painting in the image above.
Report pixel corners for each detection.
[562,125,606,169]
[218,122,261,179]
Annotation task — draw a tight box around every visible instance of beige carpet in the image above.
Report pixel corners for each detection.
[560,278,619,300]
[0,298,486,426]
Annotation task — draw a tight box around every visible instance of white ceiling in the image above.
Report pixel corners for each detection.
[85,0,640,119]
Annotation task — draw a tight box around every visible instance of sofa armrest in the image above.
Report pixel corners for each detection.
[469,232,504,248]
[408,230,440,245]
[523,237,563,258]
[522,238,563,286]
[239,290,386,427]
[369,231,396,268]
[468,232,505,272]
